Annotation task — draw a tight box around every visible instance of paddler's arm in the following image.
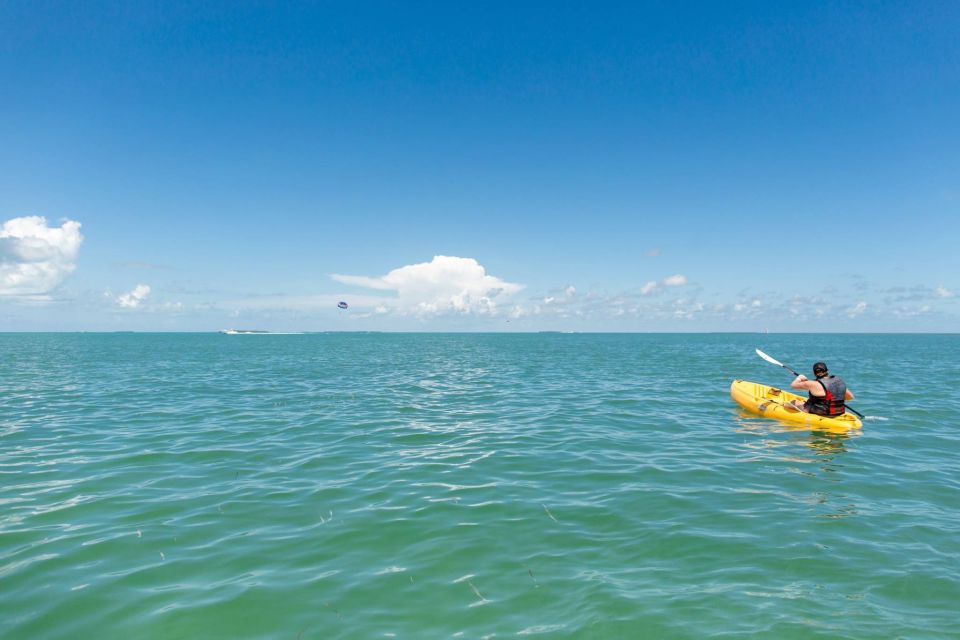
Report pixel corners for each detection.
[845,389,855,400]
[790,373,823,397]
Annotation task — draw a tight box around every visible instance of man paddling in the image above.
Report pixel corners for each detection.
[788,362,854,415]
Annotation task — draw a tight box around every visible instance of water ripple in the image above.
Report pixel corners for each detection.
[1,333,958,638]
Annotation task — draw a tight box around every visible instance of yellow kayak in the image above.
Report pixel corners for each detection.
[730,379,863,431]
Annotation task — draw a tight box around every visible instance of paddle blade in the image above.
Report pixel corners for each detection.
[755,348,783,367]
[756,349,800,377]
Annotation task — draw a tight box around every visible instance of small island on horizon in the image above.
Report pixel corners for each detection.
[219,329,270,334]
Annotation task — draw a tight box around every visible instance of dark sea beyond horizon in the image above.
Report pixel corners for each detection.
[2,332,958,638]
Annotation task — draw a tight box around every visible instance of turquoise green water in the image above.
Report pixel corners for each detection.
[2,333,958,639]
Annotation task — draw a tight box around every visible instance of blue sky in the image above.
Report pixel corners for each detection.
[1,1,957,331]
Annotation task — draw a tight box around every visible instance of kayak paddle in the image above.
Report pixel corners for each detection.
[755,349,865,419]
[755,348,801,377]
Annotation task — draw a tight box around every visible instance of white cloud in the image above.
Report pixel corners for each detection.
[640,281,658,296]
[331,255,523,316]
[542,285,576,306]
[883,284,957,303]
[0,216,83,296]
[846,301,867,317]
[639,274,688,296]
[673,300,704,319]
[117,284,151,308]
[645,248,661,257]
[893,305,932,318]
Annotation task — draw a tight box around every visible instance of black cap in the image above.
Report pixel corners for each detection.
[812,362,828,377]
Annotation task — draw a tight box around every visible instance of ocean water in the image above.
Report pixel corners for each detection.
[1,333,958,639]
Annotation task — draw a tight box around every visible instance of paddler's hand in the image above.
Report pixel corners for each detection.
[794,374,808,382]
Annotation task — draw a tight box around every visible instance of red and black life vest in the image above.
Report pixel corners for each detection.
[804,375,847,416]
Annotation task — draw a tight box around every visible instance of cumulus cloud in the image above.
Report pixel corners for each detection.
[542,285,577,305]
[846,301,868,318]
[892,305,932,318]
[732,297,765,315]
[331,255,523,316]
[639,274,688,296]
[0,216,83,296]
[881,284,958,304]
[117,284,151,308]
[673,300,704,319]
[640,281,658,296]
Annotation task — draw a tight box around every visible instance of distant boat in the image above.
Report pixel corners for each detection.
[220,329,270,334]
